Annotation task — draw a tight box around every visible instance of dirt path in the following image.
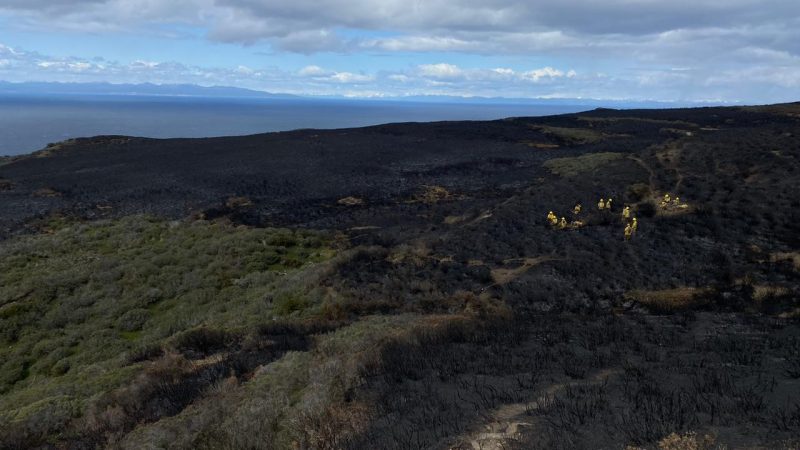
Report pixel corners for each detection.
[627,154,657,192]
[451,368,620,450]
[629,142,687,196]
[488,256,557,287]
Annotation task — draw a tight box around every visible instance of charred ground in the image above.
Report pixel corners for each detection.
[0,103,799,449]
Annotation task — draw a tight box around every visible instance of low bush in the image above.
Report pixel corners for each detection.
[0,216,334,446]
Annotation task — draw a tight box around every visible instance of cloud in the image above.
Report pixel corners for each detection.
[414,64,576,85]
[417,63,463,79]
[362,36,479,53]
[1,0,798,103]
[5,40,795,102]
[2,0,797,56]
[298,65,328,76]
[297,65,373,83]
[0,43,588,97]
[0,0,797,103]
[521,67,568,82]
[329,71,373,83]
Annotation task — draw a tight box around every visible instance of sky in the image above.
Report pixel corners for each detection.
[0,0,798,103]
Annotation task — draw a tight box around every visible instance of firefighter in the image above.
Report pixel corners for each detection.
[559,217,567,229]
[606,198,613,210]
[573,204,582,215]
[597,198,605,210]
[547,211,557,226]
[631,217,638,233]
[624,223,633,240]
[622,206,631,219]
[664,193,671,203]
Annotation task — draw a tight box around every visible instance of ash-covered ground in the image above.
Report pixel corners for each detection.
[1,104,798,449]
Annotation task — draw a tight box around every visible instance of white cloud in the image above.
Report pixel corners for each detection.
[0,44,22,56]
[0,37,797,103]
[362,36,478,53]
[492,68,515,76]
[329,71,373,83]
[417,63,463,79]
[3,0,797,58]
[297,65,373,83]
[413,64,576,84]
[0,0,797,103]
[387,74,411,82]
[235,65,254,75]
[130,60,160,69]
[298,65,328,76]
[521,67,565,82]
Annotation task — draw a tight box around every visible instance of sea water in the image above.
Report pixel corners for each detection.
[0,95,589,156]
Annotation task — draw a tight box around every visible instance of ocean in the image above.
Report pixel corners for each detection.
[0,95,590,156]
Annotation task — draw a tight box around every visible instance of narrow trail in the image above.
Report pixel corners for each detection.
[629,141,687,196]
[451,368,621,450]
[484,255,559,290]
[627,155,657,193]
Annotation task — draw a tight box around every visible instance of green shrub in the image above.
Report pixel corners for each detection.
[0,215,334,442]
[273,292,312,316]
[117,308,150,332]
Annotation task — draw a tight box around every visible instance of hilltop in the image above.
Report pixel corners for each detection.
[0,103,799,449]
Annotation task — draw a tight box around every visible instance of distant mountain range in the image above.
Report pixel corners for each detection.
[0,81,300,99]
[0,81,726,108]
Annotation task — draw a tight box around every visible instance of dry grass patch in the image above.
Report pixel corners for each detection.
[443,214,468,225]
[387,242,431,266]
[518,141,560,149]
[741,102,800,117]
[543,152,625,177]
[532,125,605,144]
[771,252,800,271]
[31,139,79,158]
[753,285,791,302]
[577,116,699,128]
[337,196,365,206]
[31,187,62,198]
[660,127,695,137]
[490,256,555,285]
[657,431,719,450]
[656,203,694,217]
[409,185,457,204]
[625,287,712,313]
[225,196,253,208]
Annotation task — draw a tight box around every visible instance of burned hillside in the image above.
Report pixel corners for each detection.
[1,103,799,449]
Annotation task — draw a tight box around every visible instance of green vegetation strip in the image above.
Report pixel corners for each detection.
[535,125,605,144]
[543,152,625,177]
[0,216,333,428]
